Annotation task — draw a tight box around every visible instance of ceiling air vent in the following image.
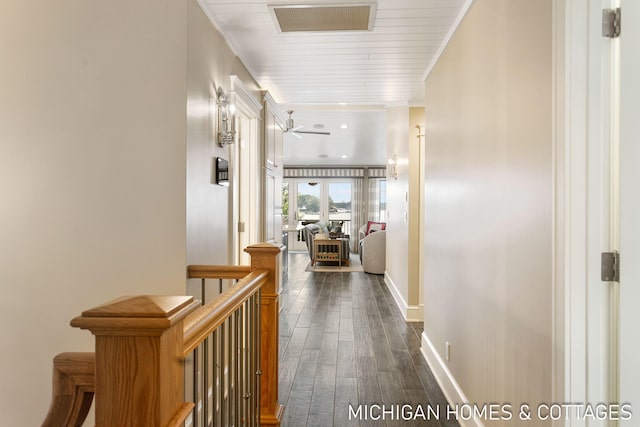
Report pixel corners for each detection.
[269,2,377,33]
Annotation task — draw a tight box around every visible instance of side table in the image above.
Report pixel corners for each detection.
[313,238,342,266]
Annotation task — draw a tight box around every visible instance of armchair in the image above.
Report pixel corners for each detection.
[359,230,386,274]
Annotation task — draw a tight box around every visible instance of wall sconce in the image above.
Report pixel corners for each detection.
[217,87,236,147]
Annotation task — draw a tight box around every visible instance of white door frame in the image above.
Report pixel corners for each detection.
[230,76,262,265]
[618,0,640,423]
[554,1,621,425]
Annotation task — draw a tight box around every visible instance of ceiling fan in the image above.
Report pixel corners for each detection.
[285,110,331,139]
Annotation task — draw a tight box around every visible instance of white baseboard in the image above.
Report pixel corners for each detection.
[420,332,485,427]
[383,272,424,322]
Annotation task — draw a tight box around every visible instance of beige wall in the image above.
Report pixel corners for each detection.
[408,107,425,312]
[423,0,553,423]
[0,0,257,424]
[186,0,260,271]
[385,107,410,310]
[386,107,425,320]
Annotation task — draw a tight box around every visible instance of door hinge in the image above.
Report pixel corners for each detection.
[602,7,621,38]
[238,221,245,233]
[601,251,620,282]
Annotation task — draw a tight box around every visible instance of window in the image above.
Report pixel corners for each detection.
[284,179,353,234]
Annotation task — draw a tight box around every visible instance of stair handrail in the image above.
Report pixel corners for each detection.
[41,242,284,427]
[183,269,267,355]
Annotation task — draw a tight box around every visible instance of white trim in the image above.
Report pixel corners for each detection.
[551,0,567,422]
[194,0,261,85]
[262,91,287,128]
[421,0,475,81]
[230,75,263,118]
[383,272,424,322]
[552,3,620,427]
[229,76,262,266]
[420,332,484,427]
[561,0,590,421]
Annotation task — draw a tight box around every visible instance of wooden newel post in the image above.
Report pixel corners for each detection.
[70,295,200,427]
[245,242,285,425]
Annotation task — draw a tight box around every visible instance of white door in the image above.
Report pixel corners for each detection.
[618,0,640,422]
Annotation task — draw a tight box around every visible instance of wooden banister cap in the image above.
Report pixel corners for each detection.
[70,295,200,335]
[80,295,193,318]
[244,242,284,255]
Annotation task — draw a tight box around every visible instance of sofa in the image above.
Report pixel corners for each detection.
[302,223,326,261]
[358,223,386,275]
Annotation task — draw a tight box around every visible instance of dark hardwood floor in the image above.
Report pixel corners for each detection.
[278,253,460,427]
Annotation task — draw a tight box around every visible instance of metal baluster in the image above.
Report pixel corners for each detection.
[227,316,232,426]
[246,296,252,426]
[212,330,219,427]
[235,309,241,427]
[240,301,246,425]
[230,310,238,426]
[255,289,261,426]
[204,336,209,426]
[229,311,235,426]
[228,313,234,426]
[249,293,258,426]
[199,279,206,427]
[220,318,227,427]
[243,300,250,425]
[193,346,199,427]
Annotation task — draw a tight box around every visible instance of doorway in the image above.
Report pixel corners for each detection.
[285,179,353,251]
[558,1,639,423]
[229,76,262,266]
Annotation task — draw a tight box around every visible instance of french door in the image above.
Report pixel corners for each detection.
[284,179,353,250]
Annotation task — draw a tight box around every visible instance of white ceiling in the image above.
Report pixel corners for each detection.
[201,0,467,166]
[282,106,388,166]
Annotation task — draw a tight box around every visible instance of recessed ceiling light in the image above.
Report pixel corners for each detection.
[341,154,348,159]
[340,123,348,129]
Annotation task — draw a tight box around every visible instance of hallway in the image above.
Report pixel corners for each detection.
[278,253,459,427]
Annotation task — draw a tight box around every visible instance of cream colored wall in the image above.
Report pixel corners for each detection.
[423,0,553,423]
[386,107,425,319]
[186,0,260,271]
[0,1,187,424]
[408,107,424,311]
[385,107,410,308]
[0,0,259,424]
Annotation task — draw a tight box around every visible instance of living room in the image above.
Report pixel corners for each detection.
[280,105,425,321]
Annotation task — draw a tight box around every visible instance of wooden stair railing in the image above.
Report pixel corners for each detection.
[41,353,95,427]
[183,266,266,426]
[42,242,284,427]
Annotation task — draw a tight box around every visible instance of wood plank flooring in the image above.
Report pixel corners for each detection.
[278,253,461,427]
